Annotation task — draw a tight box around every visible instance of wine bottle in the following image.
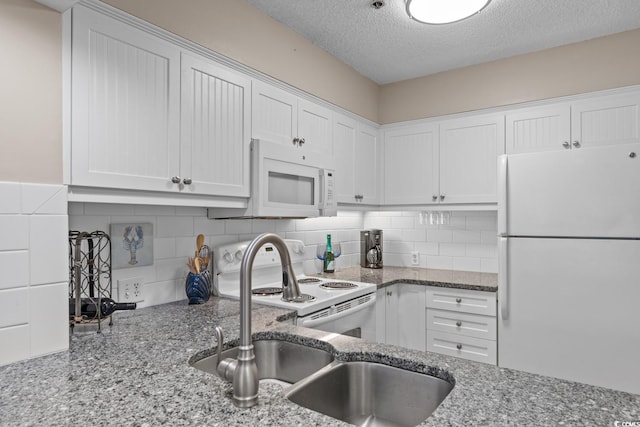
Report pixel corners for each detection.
[69,297,136,319]
[324,234,335,273]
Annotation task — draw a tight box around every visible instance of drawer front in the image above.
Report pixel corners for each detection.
[427,309,496,341]
[427,330,497,365]
[426,287,496,316]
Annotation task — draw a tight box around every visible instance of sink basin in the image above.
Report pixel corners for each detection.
[191,339,334,384]
[286,361,454,427]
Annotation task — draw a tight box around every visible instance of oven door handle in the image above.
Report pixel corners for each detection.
[297,295,376,328]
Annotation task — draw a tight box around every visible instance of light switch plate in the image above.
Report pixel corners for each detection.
[118,277,145,303]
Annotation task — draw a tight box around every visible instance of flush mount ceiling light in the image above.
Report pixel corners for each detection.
[406,0,491,24]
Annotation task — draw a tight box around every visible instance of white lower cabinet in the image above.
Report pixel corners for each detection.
[376,284,426,351]
[425,287,497,365]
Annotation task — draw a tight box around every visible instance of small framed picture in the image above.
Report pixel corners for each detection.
[110,223,154,269]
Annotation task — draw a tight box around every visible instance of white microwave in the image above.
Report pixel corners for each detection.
[208,139,336,218]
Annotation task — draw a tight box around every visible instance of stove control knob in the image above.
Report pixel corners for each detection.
[223,251,234,264]
[291,244,303,254]
[234,250,244,261]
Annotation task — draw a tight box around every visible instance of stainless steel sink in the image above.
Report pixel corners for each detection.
[191,339,334,384]
[286,361,454,427]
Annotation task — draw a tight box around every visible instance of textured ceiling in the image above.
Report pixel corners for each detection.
[245,0,640,84]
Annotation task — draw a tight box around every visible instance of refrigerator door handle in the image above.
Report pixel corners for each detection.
[498,237,508,320]
[497,155,508,236]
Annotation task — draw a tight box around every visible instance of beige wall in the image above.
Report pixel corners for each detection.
[102,0,380,123]
[0,0,62,184]
[379,28,640,124]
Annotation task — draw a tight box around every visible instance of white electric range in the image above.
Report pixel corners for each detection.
[212,239,377,341]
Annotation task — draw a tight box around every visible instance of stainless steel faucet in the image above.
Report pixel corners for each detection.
[213,233,300,407]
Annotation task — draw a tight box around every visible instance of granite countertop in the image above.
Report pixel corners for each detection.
[1,297,638,426]
[314,265,498,292]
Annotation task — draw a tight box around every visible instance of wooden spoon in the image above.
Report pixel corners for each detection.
[194,256,201,275]
[196,234,205,258]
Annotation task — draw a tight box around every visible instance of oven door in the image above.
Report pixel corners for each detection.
[297,293,376,341]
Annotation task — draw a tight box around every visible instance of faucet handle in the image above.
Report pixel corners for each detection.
[214,326,236,382]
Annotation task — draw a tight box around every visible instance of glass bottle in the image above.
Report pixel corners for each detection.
[324,234,335,273]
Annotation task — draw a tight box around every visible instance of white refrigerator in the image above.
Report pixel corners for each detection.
[497,143,640,395]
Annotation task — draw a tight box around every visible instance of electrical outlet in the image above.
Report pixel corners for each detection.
[118,277,145,303]
[410,251,420,266]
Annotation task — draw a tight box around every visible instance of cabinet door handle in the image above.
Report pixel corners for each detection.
[432,195,438,202]
[293,137,300,146]
[171,176,181,184]
[440,194,445,201]
[182,178,192,185]
[572,140,581,148]
[299,137,305,146]
[456,321,462,327]
[456,343,462,350]
[562,141,570,149]
[455,298,462,303]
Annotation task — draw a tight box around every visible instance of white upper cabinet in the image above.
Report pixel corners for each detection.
[383,123,439,205]
[505,104,571,154]
[70,6,250,198]
[180,53,251,197]
[71,6,181,192]
[439,114,505,204]
[333,114,379,204]
[252,80,333,155]
[506,91,640,154]
[383,114,504,205]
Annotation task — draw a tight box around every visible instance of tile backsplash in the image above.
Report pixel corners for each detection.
[69,204,497,309]
[0,182,68,366]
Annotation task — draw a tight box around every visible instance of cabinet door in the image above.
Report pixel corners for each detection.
[388,284,426,351]
[383,124,439,204]
[333,114,358,203]
[375,288,388,343]
[180,53,251,197]
[505,104,571,154]
[71,6,180,191]
[571,92,640,148]
[356,123,379,204]
[298,98,333,155]
[439,114,505,204]
[251,80,297,146]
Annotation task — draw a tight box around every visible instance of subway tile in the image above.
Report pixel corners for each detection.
[401,228,426,242]
[155,258,188,281]
[385,240,413,253]
[176,236,198,259]
[0,251,29,290]
[154,237,176,260]
[134,205,176,216]
[390,216,414,229]
[68,215,110,234]
[0,287,29,327]
[21,183,67,215]
[363,216,391,229]
[252,220,277,234]
[0,216,29,250]
[194,217,225,235]
[481,231,498,245]
[382,228,402,241]
[29,282,68,357]
[224,219,253,235]
[157,216,194,237]
[426,229,452,243]
[466,243,498,258]
[439,243,466,257]
[453,257,482,272]
[275,219,296,232]
[0,182,21,214]
[67,202,84,215]
[84,203,135,216]
[466,213,497,231]
[176,206,206,216]
[481,258,499,273]
[30,215,68,285]
[452,230,482,244]
[415,241,439,256]
[426,255,453,270]
[140,280,179,308]
[0,325,30,366]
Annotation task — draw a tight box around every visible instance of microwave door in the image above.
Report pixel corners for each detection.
[257,159,320,217]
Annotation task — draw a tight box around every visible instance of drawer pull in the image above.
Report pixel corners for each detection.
[456,343,462,350]
[456,321,462,327]
[455,298,462,303]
